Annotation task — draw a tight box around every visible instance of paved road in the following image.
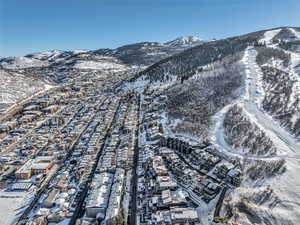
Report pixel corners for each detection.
[213,186,228,218]
[129,94,141,225]
[68,98,121,225]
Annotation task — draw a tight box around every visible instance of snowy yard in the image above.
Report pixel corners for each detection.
[0,189,34,225]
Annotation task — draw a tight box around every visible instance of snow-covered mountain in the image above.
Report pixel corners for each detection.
[165,35,204,47]
[0,35,206,82]
[25,50,65,61]
[0,35,206,110]
[93,36,205,66]
[125,26,300,225]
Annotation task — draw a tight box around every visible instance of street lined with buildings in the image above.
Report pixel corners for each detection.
[0,71,243,225]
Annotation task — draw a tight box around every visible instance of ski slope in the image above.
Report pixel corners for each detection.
[289,27,300,40]
[259,28,281,45]
[212,27,300,159]
[211,29,300,225]
[242,47,300,155]
[242,31,300,225]
[212,46,300,160]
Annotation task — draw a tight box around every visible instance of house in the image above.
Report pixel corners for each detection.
[31,156,54,174]
[86,172,114,219]
[203,182,221,201]
[156,176,177,192]
[18,114,37,123]
[0,124,10,134]
[214,164,229,179]
[15,161,32,179]
[42,105,60,114]
[170,207,199,224]
[151,207,199,224]
[157,190,187,210]
[10,182,33,191]
[227,169,242,186]
[23,104,40,112]
[29,216,48,225]
[43,189,59,208]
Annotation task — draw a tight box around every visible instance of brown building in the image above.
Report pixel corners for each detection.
[15,156,53,179]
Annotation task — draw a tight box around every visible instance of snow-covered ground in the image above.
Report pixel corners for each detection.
[0,69,53,110]
[242,48,300,155]
[0,189,35,225]
[73,59,128,71]
[256,29,300,225]
[264,156,300,223]
[0,56,48,69]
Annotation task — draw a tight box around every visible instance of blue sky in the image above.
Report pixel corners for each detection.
[1,0,299,56]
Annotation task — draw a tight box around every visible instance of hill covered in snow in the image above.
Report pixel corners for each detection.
[124,26,300,225]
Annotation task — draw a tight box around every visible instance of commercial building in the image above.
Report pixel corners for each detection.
[15,156,54,179]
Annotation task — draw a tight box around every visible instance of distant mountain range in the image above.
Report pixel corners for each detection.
[1,35,205,70]
[0,35,205,109]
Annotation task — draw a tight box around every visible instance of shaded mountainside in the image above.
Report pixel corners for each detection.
[279,40,300,53]
[126,26,300,140]
[128,29,266,84]
[260,66,300,137]
[164,56,243,139]
[93,36,205,66]
[272,27,299,42]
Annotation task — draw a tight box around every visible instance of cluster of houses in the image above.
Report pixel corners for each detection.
[27,96,120,225]
[134,92,244,224]
[0,65,144,225]
[0,86,83,137]
[0,64,246,225]
[136,145,201,225]
[159,147,222,203]
[159,136,242,187]
[76,95,140,225]
[0,96,99,188]
[0,80,133,225]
